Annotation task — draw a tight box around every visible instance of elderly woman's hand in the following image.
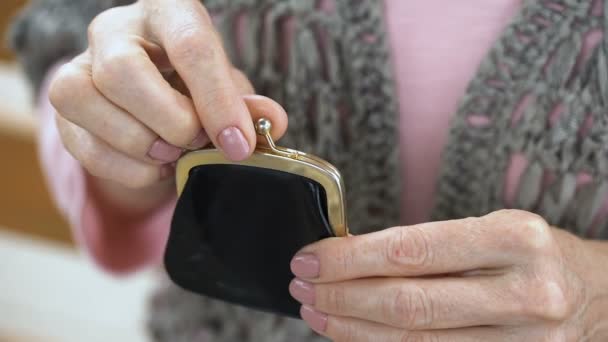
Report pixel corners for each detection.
[290,210,608,341]
[47,0,288,219]
[49,0,287,191]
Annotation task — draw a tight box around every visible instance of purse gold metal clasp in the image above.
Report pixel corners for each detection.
[254,118,300,160]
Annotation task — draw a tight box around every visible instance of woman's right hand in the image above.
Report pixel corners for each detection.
[48,0,288,211]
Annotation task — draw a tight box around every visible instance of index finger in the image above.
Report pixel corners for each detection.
[292,210,550,282]
[145,0,256,161]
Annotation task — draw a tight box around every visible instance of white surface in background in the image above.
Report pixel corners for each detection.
[0,63,32,113]
[0,229,157,342]
[0,62,36,137]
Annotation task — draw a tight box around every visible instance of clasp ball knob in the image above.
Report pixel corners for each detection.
[255,118,272,136]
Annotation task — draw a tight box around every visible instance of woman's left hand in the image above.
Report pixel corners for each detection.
[289,210,608,341]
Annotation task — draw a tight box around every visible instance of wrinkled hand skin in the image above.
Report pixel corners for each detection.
[289,209,608,341]
[46,0,289,217]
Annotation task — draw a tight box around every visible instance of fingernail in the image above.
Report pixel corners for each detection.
[300,305,327,333]
[218,127,250,161]
[291,253,320,279]
[160,164,176,180]
[188,131,210,150]
[289,279,315,305]
[148,139,183,162]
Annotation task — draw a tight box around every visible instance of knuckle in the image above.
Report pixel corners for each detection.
[93,51,140,89]
[533,280,570,321]
[335,245,356,277]
[167,25,219,65]
[87,6,128,42]
[161,116,200,147]
[117,132,152,158]
[514,277,570,321]
[49,64,89,113]
[388,285,434,329]
[506,210,553,253]
[386,227,433,270]
[117,132,143,155]
[320,285,348,313]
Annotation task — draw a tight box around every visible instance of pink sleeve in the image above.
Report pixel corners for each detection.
[37,63,176,275]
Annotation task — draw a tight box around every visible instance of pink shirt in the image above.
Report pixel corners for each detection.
[385,0,522,225]
[38,0,600,273]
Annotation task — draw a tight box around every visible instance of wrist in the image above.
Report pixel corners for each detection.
[571,236,608,340]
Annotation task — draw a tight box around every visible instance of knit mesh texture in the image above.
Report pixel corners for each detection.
[433,0,608,239]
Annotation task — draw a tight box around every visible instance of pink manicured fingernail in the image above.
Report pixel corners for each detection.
[148,139,183,162]
[218,127,250,161]
[188,131,210,150]
[289,279,315,305]
[300,305,327,333]
[291,253,320,279]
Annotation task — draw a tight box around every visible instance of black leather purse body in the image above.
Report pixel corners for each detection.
[164,119,348,318]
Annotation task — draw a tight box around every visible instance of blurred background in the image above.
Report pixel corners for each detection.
[0,2,156,341]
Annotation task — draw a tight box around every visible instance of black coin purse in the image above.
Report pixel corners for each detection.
[164,118,348,318]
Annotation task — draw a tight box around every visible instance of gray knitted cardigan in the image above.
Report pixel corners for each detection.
[10,0,608,340]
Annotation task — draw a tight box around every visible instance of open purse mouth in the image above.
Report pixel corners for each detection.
[175,118,348,237]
